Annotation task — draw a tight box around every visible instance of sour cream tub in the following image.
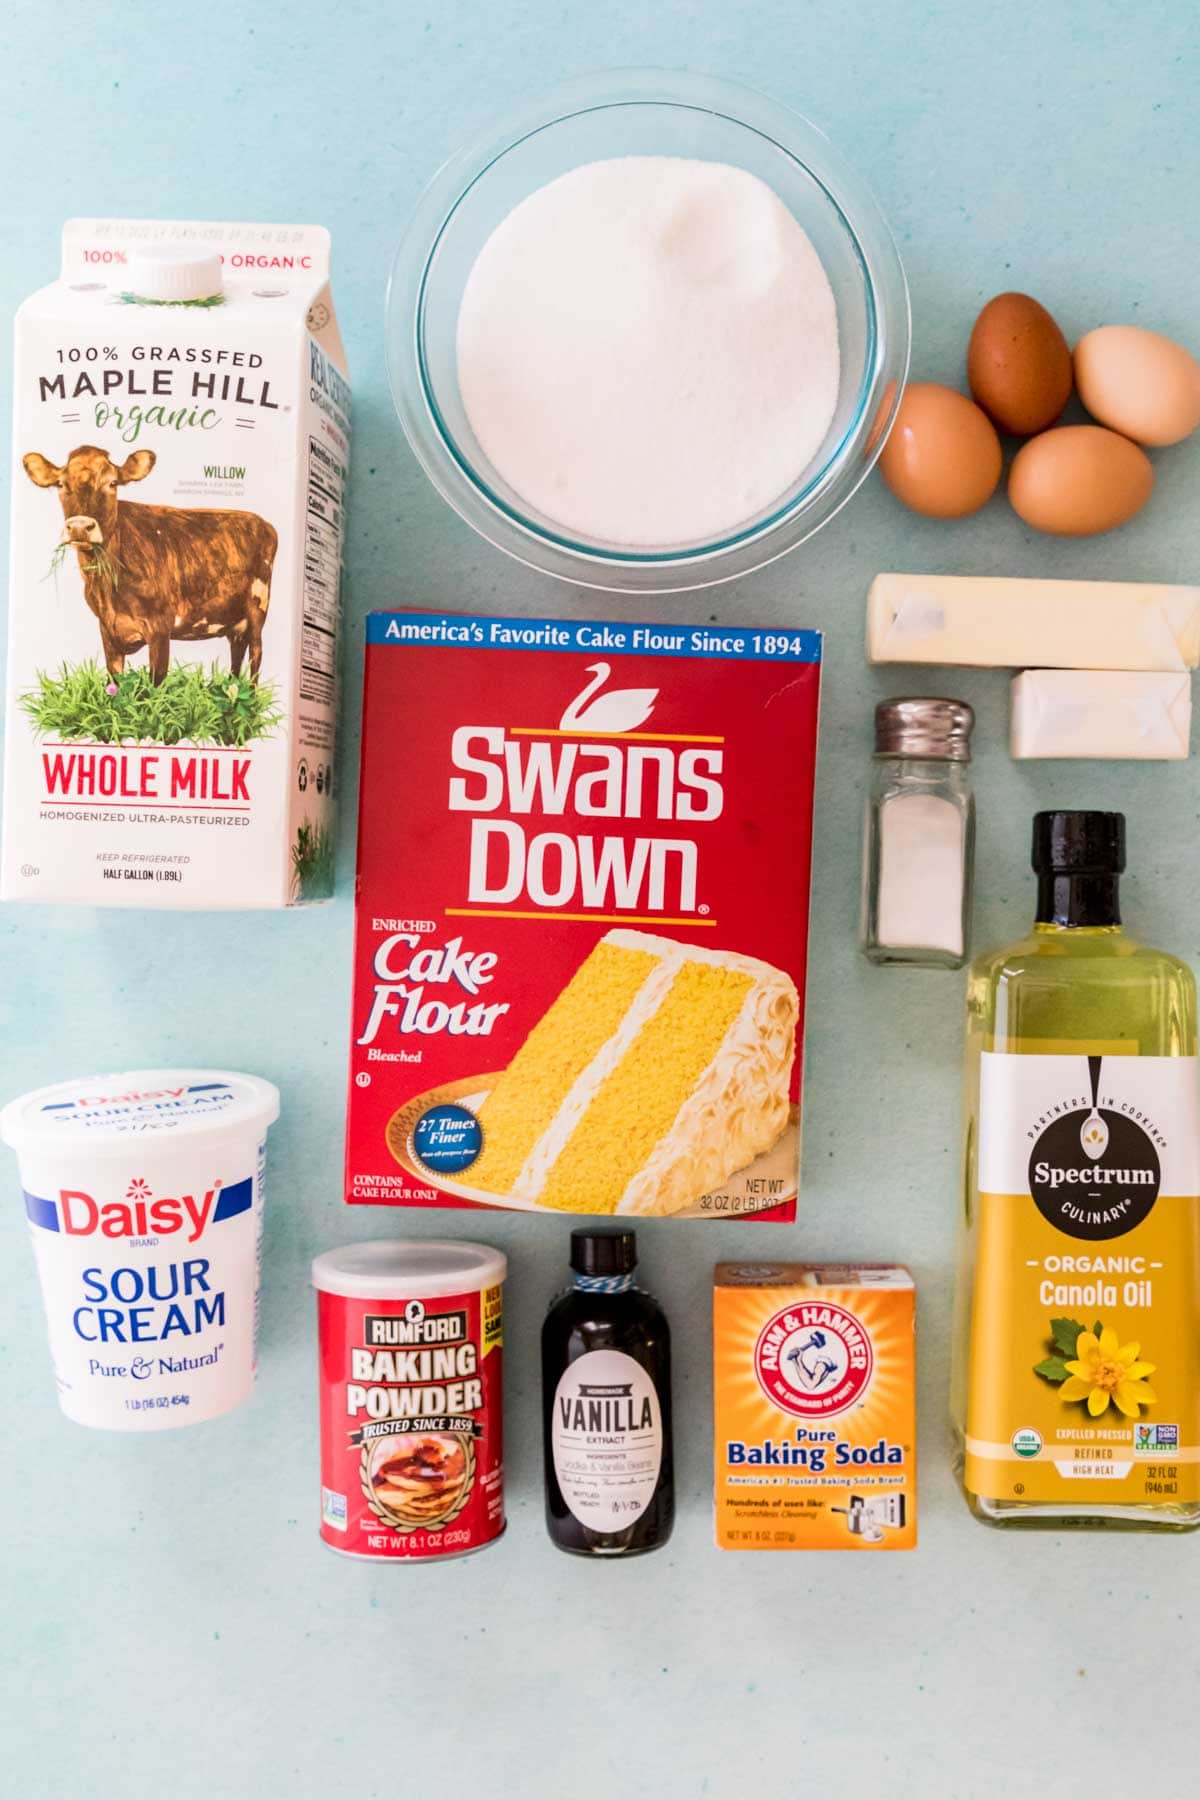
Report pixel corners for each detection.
[1,1069,280,1430]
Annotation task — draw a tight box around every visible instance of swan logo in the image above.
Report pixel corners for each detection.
[754,1301,873,1419]
[558,663,659,735]
[446,658,724,919]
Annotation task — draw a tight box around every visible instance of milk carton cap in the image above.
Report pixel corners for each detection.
[1,1069,279,1160]
[312,1239,507,1301]
[125,245,224,303]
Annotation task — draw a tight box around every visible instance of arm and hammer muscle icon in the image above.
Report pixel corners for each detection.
[785,1330,838,1391]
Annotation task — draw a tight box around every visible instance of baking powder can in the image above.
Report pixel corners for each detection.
[312,1239,506,1561]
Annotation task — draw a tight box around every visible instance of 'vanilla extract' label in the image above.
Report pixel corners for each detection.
[552,1348,662,1533]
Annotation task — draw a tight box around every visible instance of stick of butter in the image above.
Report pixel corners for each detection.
[1011,670,1192,760]
[868,574,1200,671]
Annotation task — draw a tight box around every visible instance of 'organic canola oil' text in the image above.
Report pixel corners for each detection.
[953,811,1200,1530]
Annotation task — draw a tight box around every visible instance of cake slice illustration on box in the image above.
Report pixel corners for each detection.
[462,929,798,1216]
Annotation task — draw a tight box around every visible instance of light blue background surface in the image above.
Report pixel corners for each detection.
[2,4,1198,1796]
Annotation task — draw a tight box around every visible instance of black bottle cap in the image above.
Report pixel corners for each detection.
[570,1228,637,1277]
[1032,811,1125,877]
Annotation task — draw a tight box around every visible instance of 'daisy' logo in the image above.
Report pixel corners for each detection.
[558,663,658,734]
[753,1300,873,1419]
[1028,1055,1161,1242]
[23,1173,251,1242]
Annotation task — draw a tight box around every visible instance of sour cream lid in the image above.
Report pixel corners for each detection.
[312,1239,507,1301]
[0,1069,280,1157]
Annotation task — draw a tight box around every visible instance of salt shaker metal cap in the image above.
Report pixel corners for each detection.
[874,697,974,762]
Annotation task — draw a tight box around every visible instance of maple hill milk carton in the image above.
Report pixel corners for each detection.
[2,220,350,907]
[347,611,821,1222]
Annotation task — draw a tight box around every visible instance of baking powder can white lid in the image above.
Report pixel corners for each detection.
[312,1239,507,1301]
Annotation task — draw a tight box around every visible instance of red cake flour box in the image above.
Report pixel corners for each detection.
[347,611,821,1221]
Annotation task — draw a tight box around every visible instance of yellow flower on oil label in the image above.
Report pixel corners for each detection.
[1059,1327,1157,1418]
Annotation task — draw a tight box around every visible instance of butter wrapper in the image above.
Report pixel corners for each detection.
[868,573,1200,671]
[1011,669,1192,760]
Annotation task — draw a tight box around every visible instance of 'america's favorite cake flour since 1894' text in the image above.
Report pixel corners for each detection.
[346,611,821,1222]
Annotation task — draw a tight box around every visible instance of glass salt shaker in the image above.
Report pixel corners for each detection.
[860,697,975,969]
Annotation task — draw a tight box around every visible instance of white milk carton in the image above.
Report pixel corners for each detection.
[2,219,351,907]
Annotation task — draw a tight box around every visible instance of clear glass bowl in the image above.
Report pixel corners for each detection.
[387,70,910,594]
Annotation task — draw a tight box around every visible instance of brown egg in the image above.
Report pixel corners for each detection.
[967,293,1073,435]
[878,382,1002,519]
[1075,325,1200,446]
[1008,425,1153,535]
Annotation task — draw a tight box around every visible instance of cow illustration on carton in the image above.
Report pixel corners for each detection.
[23,444,277,684]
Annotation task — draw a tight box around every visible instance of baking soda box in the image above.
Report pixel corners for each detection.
[714,1264,917,1548]
[347,611,821,1221]
[2,219,350,908]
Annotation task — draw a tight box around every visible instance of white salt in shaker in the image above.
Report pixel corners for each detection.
[860,697,975,969]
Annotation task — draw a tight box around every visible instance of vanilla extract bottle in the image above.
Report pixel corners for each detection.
[543,1229,674,1557]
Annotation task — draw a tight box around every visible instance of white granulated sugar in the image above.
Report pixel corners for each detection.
[455,156,840,549]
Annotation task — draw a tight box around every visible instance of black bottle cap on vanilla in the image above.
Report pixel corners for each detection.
[1032,811,1125,876]
[570,1228,637,1278]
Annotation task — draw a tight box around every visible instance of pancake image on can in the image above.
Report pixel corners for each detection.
[365,1431,475,1531]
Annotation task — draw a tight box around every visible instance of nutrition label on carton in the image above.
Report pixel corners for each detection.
[301,435,345,708]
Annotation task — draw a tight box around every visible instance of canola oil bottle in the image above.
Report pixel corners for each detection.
[953,811,1200,1529]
